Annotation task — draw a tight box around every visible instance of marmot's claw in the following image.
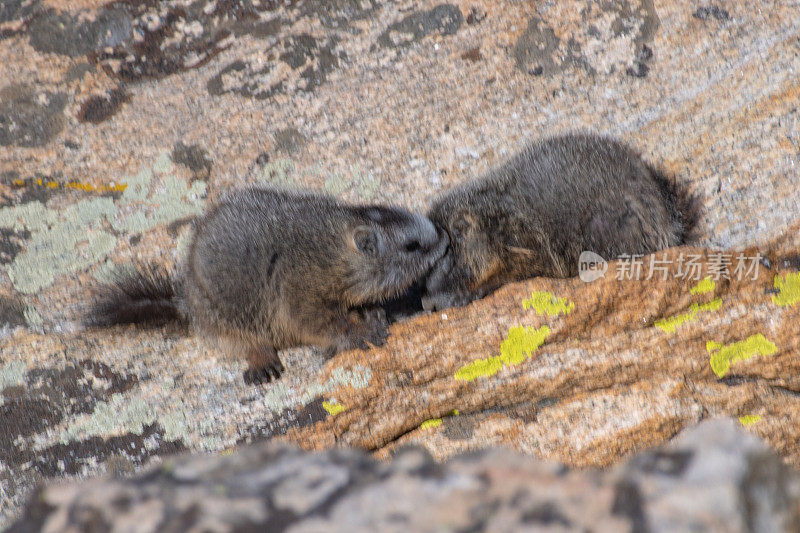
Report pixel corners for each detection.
[354,337,371,350]
[243,368,267,385]
[244,364,282,385]
[363,308,389,346]
[368,329,388,347]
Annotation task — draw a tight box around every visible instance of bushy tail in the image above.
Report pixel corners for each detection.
[87,263,184,328]
[648,165,703,244]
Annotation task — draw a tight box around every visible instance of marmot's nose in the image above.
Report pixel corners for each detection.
[421,295,439,312]
[412,214,441,251]
[435,224,450,247]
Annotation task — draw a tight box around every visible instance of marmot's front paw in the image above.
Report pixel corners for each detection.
[421,289,479,312]
[243,360,284,385]
[325,308,390,357]
[361,307,389,347]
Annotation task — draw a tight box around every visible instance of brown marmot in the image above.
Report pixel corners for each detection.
[422,133,700,310]
[89,187,447,384]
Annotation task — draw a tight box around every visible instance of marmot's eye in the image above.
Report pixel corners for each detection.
[405,240,421,252]
[450,212,472,242]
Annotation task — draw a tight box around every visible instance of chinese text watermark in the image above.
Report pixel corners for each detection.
[579,251,763,282]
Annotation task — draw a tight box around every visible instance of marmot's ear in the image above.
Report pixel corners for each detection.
[450,210,476,242]
[352,226,383,257]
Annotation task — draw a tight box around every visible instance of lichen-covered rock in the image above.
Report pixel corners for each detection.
[8,419,800,532]
[281,242,800,466]
[2,240,799,527]
[2,0,800,527]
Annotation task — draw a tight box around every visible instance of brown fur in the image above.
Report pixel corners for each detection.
[89,187,446,384]
[423,133,701,311]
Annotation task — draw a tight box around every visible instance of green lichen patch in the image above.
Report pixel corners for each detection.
[0,201,59,233]
[772,272,800,307]
[257,160,381,200]
[59,394,151,443]
[57,384,208,448]
[323,171,351,196]
[93,259,132,283]
[321,164,382,199]
[111,164,207,234]
[1,198,117,294]
[23,306,43,329]
[654,298,722,333]
[32,424,185,479]
[258,158,297,189]
[522,291,574,317]
[707,334,777,378]
[3,359,145,487]
[234,366,372,444]
[0,361,27,391]
[455,326,551,381]
[690,277,715,295]
[0,153,207,295]
[352,165,381,200]
[160,398,225,448]
[152,152,172,174]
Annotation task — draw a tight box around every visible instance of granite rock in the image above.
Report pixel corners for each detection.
[1,0,800,527]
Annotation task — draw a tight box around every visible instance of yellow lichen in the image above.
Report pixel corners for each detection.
[420,418,442,429]
[707,334,777,378]
[454,355,504,381]
[654,298,723,333]
[420,410,459,430]
[14,178,127,193]
[738,415,762,427]
[455,325,550,381]
[690,277,716,295]
[322,401,346,416]
[772,272,800,307]
[522,291,574,317]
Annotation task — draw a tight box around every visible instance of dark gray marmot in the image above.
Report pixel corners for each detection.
[89,187,447,384]
[422,133,700,311]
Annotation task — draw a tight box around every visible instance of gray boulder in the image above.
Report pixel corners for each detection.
[9,418,799,532]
